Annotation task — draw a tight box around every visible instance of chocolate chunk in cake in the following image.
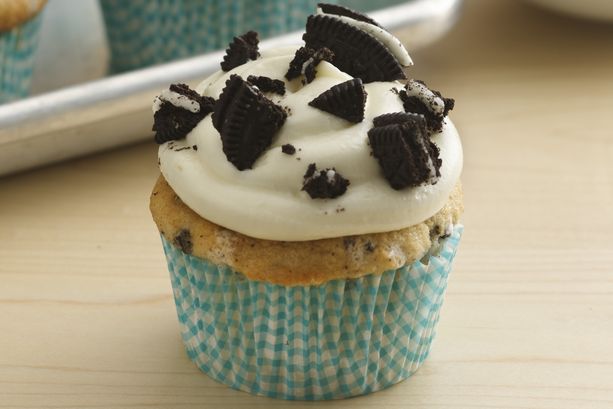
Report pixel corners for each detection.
[212,75,287,170]
[173,229,193,254]
[152,83,215,144]
[302,163,350,199]
[303,15,405,83]
[220,31,260,72]
[308,78,367,123]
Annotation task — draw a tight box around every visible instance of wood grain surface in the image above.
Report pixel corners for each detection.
[1,1,613,407]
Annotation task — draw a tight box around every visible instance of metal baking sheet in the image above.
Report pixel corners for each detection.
[0,0,461,176]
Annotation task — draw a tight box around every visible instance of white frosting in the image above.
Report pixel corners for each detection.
[153,89,200,114]
[158,48,463,241]
[405,79,445,116]
[316,7,413,67]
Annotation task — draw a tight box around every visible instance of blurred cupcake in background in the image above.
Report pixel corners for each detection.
[100,0,336,73]
[0,0,47,103]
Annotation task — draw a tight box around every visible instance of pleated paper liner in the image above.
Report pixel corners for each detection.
[161,226,463,400]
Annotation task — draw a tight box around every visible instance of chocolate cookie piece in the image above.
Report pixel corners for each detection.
[285,46,335,83]
[281,144,296,155]
[173,229,193,254]
[247,75,286,95]
[212,75,287,170]
[399,80,454,133]
[302,163,350,199]
[368,119,441,189]
[220,31,260,72]
[303,15,406,83]
[152,83,215,144]
[317,3,381,27]
[372,112,423,128]
[308,78,367,123]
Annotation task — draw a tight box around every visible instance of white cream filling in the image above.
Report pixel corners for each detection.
[152,89,200,114]
[301,57,315,75]
[316,7,413,67]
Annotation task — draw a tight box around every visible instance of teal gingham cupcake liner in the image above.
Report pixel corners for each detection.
[161,225,463,400]
[0,14,43,104]
[100,0,334,73]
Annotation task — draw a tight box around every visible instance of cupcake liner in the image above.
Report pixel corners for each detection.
[0,14,43,104]
[161,226,463,400]
[100,0,331,73]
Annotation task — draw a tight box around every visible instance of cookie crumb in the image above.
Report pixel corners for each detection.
[281,144,296,155]
[173,229,193,254]
[302,163,350,199]
[343,237,355,249]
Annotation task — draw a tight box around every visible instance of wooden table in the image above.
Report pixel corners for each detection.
[2,1,612,407]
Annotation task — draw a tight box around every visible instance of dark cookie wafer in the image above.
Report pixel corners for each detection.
[303,15,406,83]
[398,93,447,133]
[285,46,334,83]
[302,163,350,199]
[317,3,381,27]
[372,112,423,128]
[308,78,367,123]
[247,75,286,95]
[153,83,215,144]
[169,83,205,104]
[212,75,287,170]
[368,120,441,189]
[220,31,260,72]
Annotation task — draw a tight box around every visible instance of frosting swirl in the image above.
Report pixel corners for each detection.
[158,47,462,241]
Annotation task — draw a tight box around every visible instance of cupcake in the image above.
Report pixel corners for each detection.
[150,4,463,400]
[0,0,46,103]
[99,0,332,73]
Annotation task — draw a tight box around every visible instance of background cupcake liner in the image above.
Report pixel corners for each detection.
[100,0,336,73]
[0,14,43,104]
[161,226,462,400]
